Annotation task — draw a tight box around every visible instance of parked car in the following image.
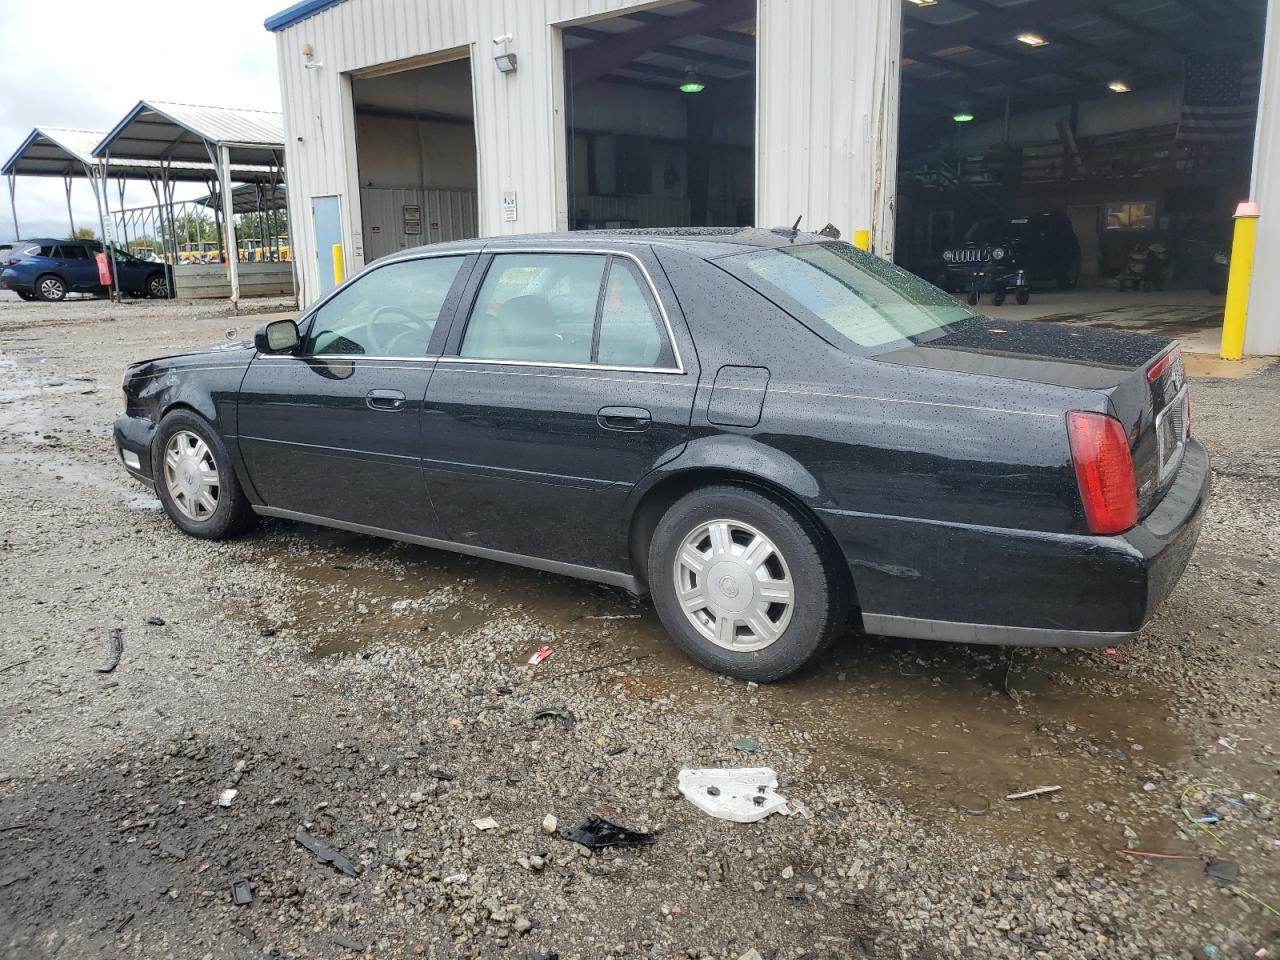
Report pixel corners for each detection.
[941,213,1082,303]
[114,229,1207,682]
[1,239,172,301]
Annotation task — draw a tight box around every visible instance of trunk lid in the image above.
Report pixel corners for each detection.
[877,317,1189,518]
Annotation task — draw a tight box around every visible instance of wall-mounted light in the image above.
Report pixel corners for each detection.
[301,41,323,69]
[1016,33,1048,47]
[679,66,705,94]
[493,33,517,74]
[1108,80,1131,94]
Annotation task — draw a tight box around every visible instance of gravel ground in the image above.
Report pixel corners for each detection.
[0,292,1277,960]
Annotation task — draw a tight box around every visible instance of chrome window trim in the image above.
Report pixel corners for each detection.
[454,247,686,375]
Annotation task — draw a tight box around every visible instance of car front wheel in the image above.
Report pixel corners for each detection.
[36,274,67,302]
[153,410,257,539]
[647,485,847,682]
[147,273,169,298]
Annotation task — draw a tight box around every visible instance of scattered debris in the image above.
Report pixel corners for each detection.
[294,825,358,877]
[231,879,254,905]
[532,707,575,729]
[1119,849,1202,861]
[0,659,31,675]
[1206,857,1240,884]
[333,934,366,952]
[145,616,165,626]
[528,645,554,666]
[678,768,794,823]
[259,627,277,637]
[218,788,238,807]
[738,951,765,960]
[731,735,761,755]
[585,613,640,620]
[541,814,558,835]
[473,817,499,831]
[114,913,134,934]
[1005,785,1061,801]
[605,745,627,756]
[427,769,455,781]
[96,629,124,673]
[560,815,654,849]
[1216,737,1238,753]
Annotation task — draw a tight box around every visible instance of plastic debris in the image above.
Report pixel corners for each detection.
[231,879,253,905]
[731,735,761,754]
[96,629,124,673]
[1005,785,1061,801]
[333,934,366,952]
[145,616,165,626]
[533,707,575,729]
[677,768,793,823]
[218,789,238,807]
[528,645,554,666]
[560,815,654,848]
[294,825,358,877]
[1206,857,1240,883]
[473,817,499,831]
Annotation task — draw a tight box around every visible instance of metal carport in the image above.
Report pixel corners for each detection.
[92,101,286,305]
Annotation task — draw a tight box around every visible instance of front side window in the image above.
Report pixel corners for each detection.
[728,242,975,351]
[304,256,465,357]
[460,252,672,367]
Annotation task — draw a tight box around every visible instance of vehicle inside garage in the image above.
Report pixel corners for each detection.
[561,0,756,230]
[894,0,1266,339]
[351,53,479,261]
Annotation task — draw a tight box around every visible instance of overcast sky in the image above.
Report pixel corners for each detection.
[1,1,283,240]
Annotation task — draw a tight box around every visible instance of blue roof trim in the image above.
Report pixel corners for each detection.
[0,129,42,177]
[264,0,347,32]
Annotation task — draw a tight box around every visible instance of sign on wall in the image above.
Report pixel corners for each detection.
[502,191,518,223]
[403,204,422,236]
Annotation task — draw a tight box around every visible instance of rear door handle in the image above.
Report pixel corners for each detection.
[366,388,407,411]
[597,406,651,432]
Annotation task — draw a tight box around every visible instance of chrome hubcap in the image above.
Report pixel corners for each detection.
[40,279,62,298]
[673,519,795,652]
[163,430,219,521]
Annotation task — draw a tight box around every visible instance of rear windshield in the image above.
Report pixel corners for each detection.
[725,241,975,351]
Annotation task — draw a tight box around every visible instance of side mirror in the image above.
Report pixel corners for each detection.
[255,319,300,354]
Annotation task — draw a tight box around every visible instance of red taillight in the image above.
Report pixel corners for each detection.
[1067,411,1138,535]
[1147,345,1181,382]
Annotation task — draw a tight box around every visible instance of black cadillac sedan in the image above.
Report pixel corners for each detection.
[114,229,1208,681]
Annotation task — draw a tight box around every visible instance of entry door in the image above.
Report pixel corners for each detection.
[422,250,698,572]
[237,253,475,537]
[1068,206,1102,276]
[311,195,343,295]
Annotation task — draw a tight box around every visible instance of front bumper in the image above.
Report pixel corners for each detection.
[821,439,1211,646]
[114,414,158,486]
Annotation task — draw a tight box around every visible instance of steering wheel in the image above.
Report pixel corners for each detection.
[363,304,424,355]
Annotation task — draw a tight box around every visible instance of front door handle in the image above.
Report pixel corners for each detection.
[366,388,407,411]
[597,406,651,432]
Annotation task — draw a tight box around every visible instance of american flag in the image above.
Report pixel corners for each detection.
[1178,55,1262,142]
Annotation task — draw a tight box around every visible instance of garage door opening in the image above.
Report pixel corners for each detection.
[352,53,479,261]
[561,0,756,230]
[893,0,1266,346]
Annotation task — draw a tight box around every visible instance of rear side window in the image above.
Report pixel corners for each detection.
[54,244,89,260]
[460,252,673,368]
[36,244,55,257]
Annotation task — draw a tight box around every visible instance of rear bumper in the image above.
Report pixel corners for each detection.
[821,439,1210,647]
[114,414,157,486]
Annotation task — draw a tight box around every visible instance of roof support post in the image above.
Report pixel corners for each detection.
[63,176,76,237]
[7,172,19,240]
[218,144,240,307]
[82,160,110,266]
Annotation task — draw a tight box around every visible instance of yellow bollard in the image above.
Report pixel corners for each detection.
[853,229,871,251]
[1220,201,1259,360]
[332,244,346,287]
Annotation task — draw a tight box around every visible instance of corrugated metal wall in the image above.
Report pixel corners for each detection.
[360,187,479,261]
[275,0,900,305]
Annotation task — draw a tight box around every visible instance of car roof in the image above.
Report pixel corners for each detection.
[388,227,834,263]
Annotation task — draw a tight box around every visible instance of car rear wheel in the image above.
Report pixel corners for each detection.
[146,273,168,299]
[35,274,66,302]
[647,485,847,682]
[153,410,257,540]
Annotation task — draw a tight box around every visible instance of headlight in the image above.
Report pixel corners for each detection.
[991,247,1006,261]
[942,250,955,262]
[1213,252,1229,265]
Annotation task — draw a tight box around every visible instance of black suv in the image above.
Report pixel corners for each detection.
[941,213,1082,306]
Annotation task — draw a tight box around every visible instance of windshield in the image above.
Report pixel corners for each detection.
[726,242,975,350]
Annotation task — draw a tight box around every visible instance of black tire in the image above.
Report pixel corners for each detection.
[35,274,66,302]
[153,409,258,540]
[1059,259,1081,290]
[992,289,1006,307]
[1015,289,1031,305]
[967,291,979,306]
[647,484,847,682]
[146,273,169,299]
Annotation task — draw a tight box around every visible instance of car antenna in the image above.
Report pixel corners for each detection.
[791,215,803,233]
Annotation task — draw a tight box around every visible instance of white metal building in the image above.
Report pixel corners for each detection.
[269,0,1280,355]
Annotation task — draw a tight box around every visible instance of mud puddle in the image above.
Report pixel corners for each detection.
[0,451,160,509]
[261,522,1278,909]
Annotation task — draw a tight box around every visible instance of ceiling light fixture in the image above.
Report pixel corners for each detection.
[906,0,938,6]
[1108,80,1131,93]
[679,66,705,94]
[953,109,975,123]
[1016,33,1048,47]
